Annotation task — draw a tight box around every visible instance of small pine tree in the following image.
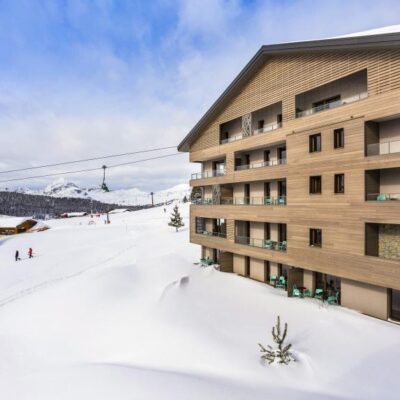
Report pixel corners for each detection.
[182,195,188,203]
[168,205,184,232]
[258,316,294,365]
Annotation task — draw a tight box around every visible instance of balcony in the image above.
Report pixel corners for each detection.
[365,116,400,156]
[220,102,282,145]
[191,169,226,180]
[191,197,233,205]
[235,236,287,251]
[235,220,287,252]
[295,70,368,118]
[235,158,286,171]
[365,168,400,201]
[233,196,286,206]
[195,217,227,239]
[365,223,400,261]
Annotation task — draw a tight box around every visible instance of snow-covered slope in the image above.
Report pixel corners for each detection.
[13,178,191,206]
[0,203,399,399]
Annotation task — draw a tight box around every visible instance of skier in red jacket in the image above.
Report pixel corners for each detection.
[28,248,33,258]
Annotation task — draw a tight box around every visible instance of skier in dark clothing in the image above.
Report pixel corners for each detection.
[15,250,20,261]
[28,248,33,258]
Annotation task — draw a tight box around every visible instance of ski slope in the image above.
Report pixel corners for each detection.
[0,203,399,400]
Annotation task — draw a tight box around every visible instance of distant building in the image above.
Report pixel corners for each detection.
[0,217,49,235]
[60,212,88,218]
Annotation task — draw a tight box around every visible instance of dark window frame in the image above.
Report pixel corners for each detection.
[334,173,345,194]
[309,133,322,153]
[333,128,345,149]
[310,228,322,247]
[309,176,322,194]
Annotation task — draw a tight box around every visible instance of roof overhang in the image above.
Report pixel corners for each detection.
[178,32,400,152]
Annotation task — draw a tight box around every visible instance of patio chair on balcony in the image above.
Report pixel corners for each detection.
[292,285,302,298]
[325,292,340,305]
[269,274,277,285]
[278,241,287,251]
[314,288,324,300]
[264,197,273,206]
[377,194,388,201]
[277,197,286,205]
[276,276,286,289]
[264,239,273,249]
[303,288,312,297]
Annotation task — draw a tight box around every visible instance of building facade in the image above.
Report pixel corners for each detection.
[178,32,400,322]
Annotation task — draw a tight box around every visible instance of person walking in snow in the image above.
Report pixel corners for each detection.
[28,248,33,259]
[15,250,20,261]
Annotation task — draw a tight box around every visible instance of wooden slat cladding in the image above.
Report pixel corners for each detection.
[190,49,400,153]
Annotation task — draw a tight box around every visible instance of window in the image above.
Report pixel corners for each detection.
[309,176,322,194]
[277,114,283,124]
[334,174,345,194]
[258,120,264,130]
[334,128,344,149]
[310,228,322,247]
[309,133,321,153]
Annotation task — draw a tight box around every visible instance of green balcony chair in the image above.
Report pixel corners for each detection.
[269,274,277,285]
[264,197,273,206]
[264,240,273,249]
[303,288,312,297]
[278,241,287,251]
[292,285,302,298]
[276,276,286,289]
[278,197,286,205]
[325,292,340,305]
[377,194,388,201]
[314,288,324,300]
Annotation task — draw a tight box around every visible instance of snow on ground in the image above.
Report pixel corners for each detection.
[0,203,399,400]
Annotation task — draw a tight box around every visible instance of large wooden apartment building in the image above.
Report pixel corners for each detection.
[178,30,400,322]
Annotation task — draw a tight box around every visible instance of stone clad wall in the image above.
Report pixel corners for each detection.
[379,224,400,260]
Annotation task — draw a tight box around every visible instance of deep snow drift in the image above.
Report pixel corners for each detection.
[0,203,399,400]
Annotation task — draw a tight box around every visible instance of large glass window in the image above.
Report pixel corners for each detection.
[391,289,400,321]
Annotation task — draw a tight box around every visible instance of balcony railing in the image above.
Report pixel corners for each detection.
[220,120,282,145]
[253,121,282,135]
[220,133,243,145]
[197,230,227,238]
[191,169,226,180]
[235,158,287,171]
[235,235,287,251]
[191,197,234,205]
[366,193,400,201]
[234,196,286,205]
[366,139,400,156]
[296,92,368,118]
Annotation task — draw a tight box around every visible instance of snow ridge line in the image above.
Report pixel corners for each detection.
[0,242,137,309]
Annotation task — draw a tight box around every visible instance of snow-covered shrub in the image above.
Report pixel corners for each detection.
[168,205,184,232]
[258,316,294,365]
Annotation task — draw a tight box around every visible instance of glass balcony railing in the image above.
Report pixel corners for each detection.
[191,197,234,205]
[220,120,282,145]
[296,92,368,118]
[191,169,226,180]
[196,230,227,238]
[235,158,287,171]
[235,235,287,251]
[366,139,400,156]
[253,121,282,135]
[366,193,400,201]
[234,196,286,205]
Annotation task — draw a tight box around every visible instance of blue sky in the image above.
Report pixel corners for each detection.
[0,0,400,191]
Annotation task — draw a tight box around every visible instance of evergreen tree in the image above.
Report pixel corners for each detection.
[182,195,188,203]
[168,205,184,232]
